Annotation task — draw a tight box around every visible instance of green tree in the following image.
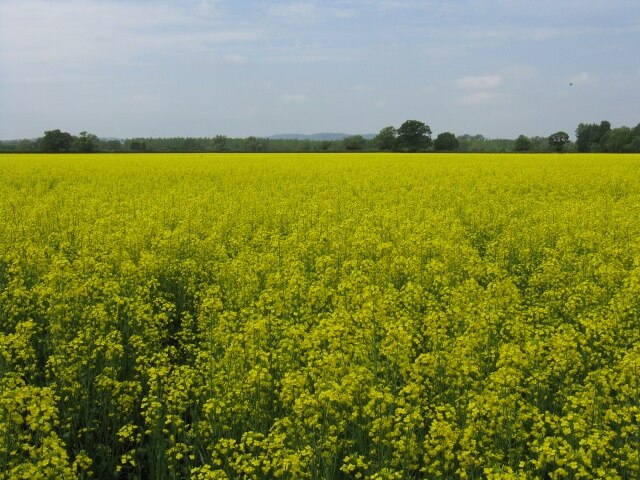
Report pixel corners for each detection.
[631,123,640,152]
[74,131,99,152]
[433,132,459,151]
[601,127,633,152]
[374,126,397,151]
[16,139,38,152]
[575,120,611,152]
[212,135,228,151]
[575,123,591,152]
[396,120,432,151]
[246,136,268,151]
[100,139,123,151]
[181,137,202,151]
[129,140,147,151]
[514,135,532,152]
[548,131,570,152]
[41,129,74,153]
[598,120,612,139]
[319,140,332,151]
[343,135,366,151]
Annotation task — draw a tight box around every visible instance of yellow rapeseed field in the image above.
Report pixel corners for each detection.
[1,153,640,479]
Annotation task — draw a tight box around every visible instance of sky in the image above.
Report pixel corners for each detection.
[1,0,639,140]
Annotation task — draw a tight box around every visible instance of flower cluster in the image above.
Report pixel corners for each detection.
[1,153,639,478]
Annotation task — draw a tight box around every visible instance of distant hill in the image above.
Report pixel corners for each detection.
[269,133,375,141]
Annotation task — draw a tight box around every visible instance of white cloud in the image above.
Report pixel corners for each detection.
[456,91,501,106]
[2,0,638,139]
[329,7,358,18]
[281,93,309,103]
[352,84,375,93]
[376,1,437,10]
[266,2,357,20]
[502,65,537,79]
[266,52,352,63]
[232,106,259,118]
[222,54,248,65]
[0,0,263,65]
[456,75,502,90]
[268,2,318,18]
[568,72,590,85]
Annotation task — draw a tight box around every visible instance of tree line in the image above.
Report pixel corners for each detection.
[1,120,639,153]
[575,121,640,153]
[372,120,640,153]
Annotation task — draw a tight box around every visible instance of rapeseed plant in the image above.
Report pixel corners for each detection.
[1,153,639,478]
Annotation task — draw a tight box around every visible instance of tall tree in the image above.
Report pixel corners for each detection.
[396,120,432,151]
[433,132,459,151]
[632,123,640,152]
[548,131,570,152]
[601,127,633,152]
[181,137,202,151]
[343,135,366,151]
[514,135,532,152]
[74,131,99,152]
[575,120,611,152]
[41,129,74,153]
[246,136,268,151]
[575,123,592,152]
[100,139,123,151]
[129,140,147,151]
[319,140,333,151]
[374,126,397,151]
[212,135,228,151]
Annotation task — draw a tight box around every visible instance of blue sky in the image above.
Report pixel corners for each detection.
[1,0,638,139]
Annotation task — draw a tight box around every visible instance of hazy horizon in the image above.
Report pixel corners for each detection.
[1,0,639,141]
